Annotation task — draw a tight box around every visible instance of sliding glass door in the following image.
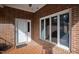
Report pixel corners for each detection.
[40,9,70,49]
[60,13,69,47]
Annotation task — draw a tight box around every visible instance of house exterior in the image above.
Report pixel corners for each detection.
[0,4,79,54]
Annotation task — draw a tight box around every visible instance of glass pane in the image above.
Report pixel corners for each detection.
[41,20,44,39]
[51,16,57,43]
[27,22,30,32]
[60,13,69,47]
[45,18,50,41]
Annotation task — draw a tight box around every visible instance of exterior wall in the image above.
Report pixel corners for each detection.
[0,6,33,47]
[33,4,79,54]
[71,6,79,53]
[0,6,41,54]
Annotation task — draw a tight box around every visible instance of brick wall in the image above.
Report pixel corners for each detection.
[33,4,79,54]
[0,6,41,54]
[0,6,33,47]
[71,6,79,53]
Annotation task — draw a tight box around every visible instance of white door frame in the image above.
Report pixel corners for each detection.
[27,20,31,43]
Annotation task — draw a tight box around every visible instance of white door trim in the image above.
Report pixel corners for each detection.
[27,20,32,43]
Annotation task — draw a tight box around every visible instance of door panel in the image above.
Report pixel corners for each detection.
[45,18,50,41]
[51,16,57,43]
[41,19,44,40]
[16,19,27,45]
[60,13,69,47]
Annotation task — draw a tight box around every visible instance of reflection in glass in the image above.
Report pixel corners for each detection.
[60,13,69,47]
[51,16,57,43]
[27,22,30,32]
[45,18,50,41]
[41,20,44,39]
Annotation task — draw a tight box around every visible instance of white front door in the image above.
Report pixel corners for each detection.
[16,18,27,45]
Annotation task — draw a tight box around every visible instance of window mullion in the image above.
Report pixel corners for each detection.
[40,19,41,39]
[57,15,60,45]
[49,17,51,42]
[44,19,46,40]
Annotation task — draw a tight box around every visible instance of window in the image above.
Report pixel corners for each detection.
[27,22,30,32]
[60,13,69,47]
[41,19,44,39]
[40,9,71,50]
[51,16,57,43]
[45,18,50,41]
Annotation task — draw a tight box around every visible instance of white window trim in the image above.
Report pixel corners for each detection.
[40,8,71,50]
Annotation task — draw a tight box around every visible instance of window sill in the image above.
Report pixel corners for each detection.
[57,44,69,50]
